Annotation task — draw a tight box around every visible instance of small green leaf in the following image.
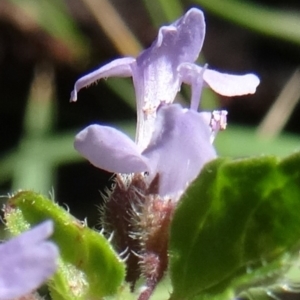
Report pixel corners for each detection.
[6,191,125,299]
[169,152,300,300]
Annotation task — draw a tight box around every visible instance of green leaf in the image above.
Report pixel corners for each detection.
[6,191,125,299]
[169,152,300,300]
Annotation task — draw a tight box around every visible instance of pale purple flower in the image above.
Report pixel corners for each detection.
[71,8,259,197]
[75,104,217,197]
[0,220,58,300]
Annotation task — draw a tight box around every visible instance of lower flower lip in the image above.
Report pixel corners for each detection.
[74,124,150,174]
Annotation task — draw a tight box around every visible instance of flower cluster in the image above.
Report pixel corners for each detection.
[71,7,259,300]
[71,8,259,198]
[0,221,58,300]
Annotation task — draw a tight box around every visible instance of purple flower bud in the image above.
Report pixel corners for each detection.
[0,221,58,300]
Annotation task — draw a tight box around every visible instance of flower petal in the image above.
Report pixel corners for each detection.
[133,8,206,149]
[179,62,260,109]
[142,104,216,197]
[0,221,58,300]
[74,124,149,173]
[203,69,260,96]
[70,57,135,102]
[170,8,206,63]
[178,62,207,111]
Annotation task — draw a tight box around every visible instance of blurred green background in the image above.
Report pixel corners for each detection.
[0,0,299,226]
